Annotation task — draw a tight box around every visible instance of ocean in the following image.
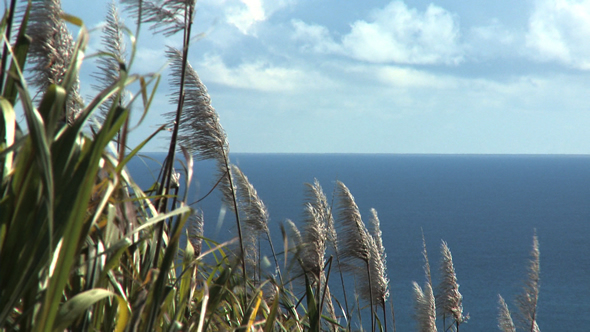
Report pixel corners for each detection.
[129,153,590,331]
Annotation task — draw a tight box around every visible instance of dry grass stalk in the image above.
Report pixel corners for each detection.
[368,208,391,332]
[498,295,516,332]
[231,164,269,234]
[121,0,194,35]
[335,180,376,331]
[516,233,541,332]
[305,179,350,325]
[299,198,338,329]
[421,229,432,286]
[91,2,127,124]
[27,0,83,123]
[368,208,390,306]
[301,202,327,279]
[285,218,302,250]
[164,47,228,162]
[335,181,370,265]
[413,282,437,332]
[305,179,337,246]
[231,164,270,279]
[436,240,465,329]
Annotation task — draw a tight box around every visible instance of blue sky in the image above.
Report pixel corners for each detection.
[61,0,590,154]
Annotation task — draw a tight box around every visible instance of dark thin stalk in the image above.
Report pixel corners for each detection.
[390,300,396,332]
[0,0,18,94]
[319,256,334,330]
[153,2,194,268]
[382,301,387,332]
[335,253,350,327]
[264,229,284,285]
[190,169,227,205]
[316,273,321,332]
[222,154,247,282]
[366,259,375,332]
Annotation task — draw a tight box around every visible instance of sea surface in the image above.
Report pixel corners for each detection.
[129,153,590,331]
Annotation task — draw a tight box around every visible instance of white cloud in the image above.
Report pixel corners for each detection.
[341,1,462,64]
[526,0,590,69]
[196,55,333,92]
[226,0,266,34]
[291,1,462,65]
[222,0,296,35]
[291,19,341,53]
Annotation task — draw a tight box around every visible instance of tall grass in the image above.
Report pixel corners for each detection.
[0,1,544,331]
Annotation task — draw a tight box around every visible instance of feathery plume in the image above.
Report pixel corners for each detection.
[413,282,437,332]
[421,229,432,286]
[300,185,339,330]
[164,47,228,161]
[300,202,327,279]
[231,164,284,283]
[231,164,269,235]
[91,2,127,124]
[335,181,370,264]
[367,209,390,306]
[27,0,83,123]
[242,221,260,279]
[516,232,541,332]
[307,179,351,324]
[121,0,195,36]
[498,295,516,332]
[285,218,302,250]
[164,47,233,209]
[335,180,376,331]
[436,240,465,329]
[368,208,392,332]
[187,209,203,257]
[230,164,267,278]
[305,179,337,246]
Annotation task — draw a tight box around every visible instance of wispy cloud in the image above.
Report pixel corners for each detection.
[465,19,519,59]
[196,54,334,92]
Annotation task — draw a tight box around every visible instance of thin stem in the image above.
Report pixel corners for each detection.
[390,299,396,332]
[0,0,17,94]
[320,256,334,331]
[334,247,350,329]
[154,2,194,268]
[265,229,284,285]
[366,259,375,332]
[223,153,247,283]
[382,301,387,332]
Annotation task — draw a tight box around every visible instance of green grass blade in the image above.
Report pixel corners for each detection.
[53,289,112,330]
[263,287,280,332]
[0,97,15,184]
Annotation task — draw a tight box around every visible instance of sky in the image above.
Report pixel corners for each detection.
[59,0,590,154]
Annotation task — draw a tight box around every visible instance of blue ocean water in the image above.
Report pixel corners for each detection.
[129,153,590,331]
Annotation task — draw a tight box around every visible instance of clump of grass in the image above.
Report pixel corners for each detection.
[0,1,546,331]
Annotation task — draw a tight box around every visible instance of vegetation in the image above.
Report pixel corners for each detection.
[0,0,542,331]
